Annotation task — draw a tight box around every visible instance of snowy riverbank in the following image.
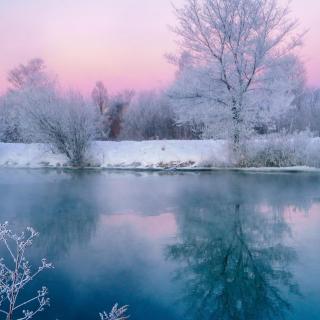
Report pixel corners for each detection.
[0,140,229,169]
[0,140,320,171]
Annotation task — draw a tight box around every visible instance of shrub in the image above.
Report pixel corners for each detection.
[238,131,316,167]
[24,89,95,166]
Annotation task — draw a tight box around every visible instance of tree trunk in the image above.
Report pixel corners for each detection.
[232,104,241,152]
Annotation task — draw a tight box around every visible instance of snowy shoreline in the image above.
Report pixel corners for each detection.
[0,140,320,172]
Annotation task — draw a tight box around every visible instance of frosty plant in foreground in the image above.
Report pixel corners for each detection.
[0,222,53,320]
[99,304,129,320]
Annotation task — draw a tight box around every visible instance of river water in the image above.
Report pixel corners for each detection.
[0,169,319,320]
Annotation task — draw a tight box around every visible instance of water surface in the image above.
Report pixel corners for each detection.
[0,169,319,319]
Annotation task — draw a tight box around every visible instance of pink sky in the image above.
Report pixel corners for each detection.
[0,0,319,95]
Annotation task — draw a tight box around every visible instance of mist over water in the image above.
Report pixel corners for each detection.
[0,169,319,319]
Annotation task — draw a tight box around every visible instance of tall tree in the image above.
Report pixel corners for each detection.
[0,59,54,142]
[92,81,108,115]
[171,0,304,146]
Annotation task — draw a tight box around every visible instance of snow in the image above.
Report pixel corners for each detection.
[93,140,230,168]
[0,140,229,169]
[0,140,320,172]
[0,143,66,168]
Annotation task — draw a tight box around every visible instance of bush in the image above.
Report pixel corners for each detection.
[24,89,95,166]
[238,131,317,167]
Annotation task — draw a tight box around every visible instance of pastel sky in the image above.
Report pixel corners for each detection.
[0,0,319,95]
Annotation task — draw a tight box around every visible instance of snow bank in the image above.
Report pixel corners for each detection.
[0,143,66,168]
[93,140,229,168]
[1,139,320,171]
[0,140,230,169]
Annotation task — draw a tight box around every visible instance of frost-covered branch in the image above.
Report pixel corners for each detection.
[0,222,53,320]
[99,304,129,320]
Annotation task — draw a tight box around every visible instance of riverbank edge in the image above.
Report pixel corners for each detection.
[1,140,320,172]
[0,165,319,173]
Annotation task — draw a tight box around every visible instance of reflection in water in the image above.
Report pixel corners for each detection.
[0,170,320,319]
[167,202,300,320]
[30,193,99,259]
[22,172,100,259]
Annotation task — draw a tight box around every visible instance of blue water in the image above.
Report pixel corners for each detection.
[0,169,319,319]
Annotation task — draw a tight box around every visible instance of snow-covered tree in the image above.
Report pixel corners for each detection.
[282,88,320,135]
[246,54,305,132]
[0,59,55,143]
[1,59,95,165]
[0,96,22,143]
[23,89,96,166]
[170,0,304,146]
[7,58,53,92]
[105,90,134,139]
[121,91,176,140]
[168,56,231,139]
[0,222,52,320]
[92,81,109,115]
[91,82,110,139]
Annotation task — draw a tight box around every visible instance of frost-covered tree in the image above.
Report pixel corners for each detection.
[0,96,23,143]
[92,81,109,115]
[170,0,304,145]
[282,88,320,135]
[7,59,53,92]
[2,59,96,164]
[23,89,96,166]
[121,91,176,140]
[0,59,55,143]
[105,91,134,139]
[168,55,231,139]
[91,82,110,139]
[0,223,52,320]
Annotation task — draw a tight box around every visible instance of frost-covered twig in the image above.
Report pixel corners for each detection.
[0,222,53,320]
[99,304,129,320]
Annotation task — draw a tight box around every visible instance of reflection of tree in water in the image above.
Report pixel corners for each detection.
[31,196,98,259]
[25,172,100,259]
[167,201,300,320]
